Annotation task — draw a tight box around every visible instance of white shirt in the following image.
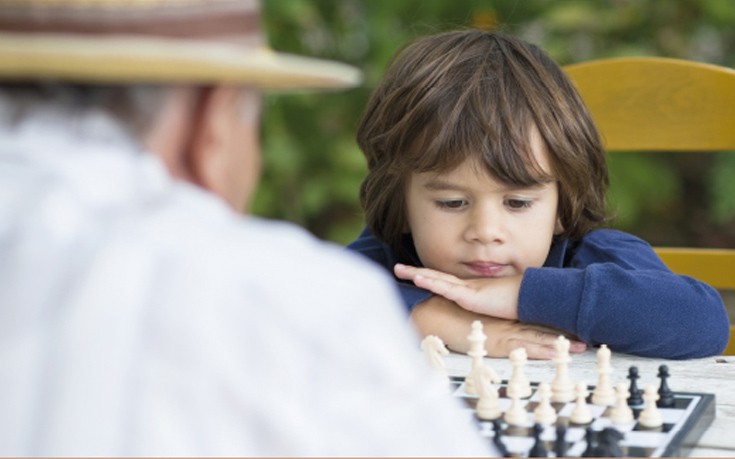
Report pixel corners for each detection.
[0,110,491,456]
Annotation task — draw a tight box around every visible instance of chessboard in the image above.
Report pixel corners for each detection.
[421,322,716,457]
[450,376,715,457]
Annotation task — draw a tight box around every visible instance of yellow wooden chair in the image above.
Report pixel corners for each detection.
[563,57,735,355]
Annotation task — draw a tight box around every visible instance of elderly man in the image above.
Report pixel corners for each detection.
[0,0,491,456]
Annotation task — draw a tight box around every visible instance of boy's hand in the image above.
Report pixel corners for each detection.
[395,263,521,320]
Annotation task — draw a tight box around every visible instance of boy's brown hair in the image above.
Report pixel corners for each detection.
[357,29,609,255]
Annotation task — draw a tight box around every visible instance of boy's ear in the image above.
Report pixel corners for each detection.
[554,217,564,235]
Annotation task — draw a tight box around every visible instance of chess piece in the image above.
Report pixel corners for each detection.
[551,335,574,403]
[503,380,528,426]
[638,384,663,428]
[475,367,502,421]
[657,365,675,408]
[591,344,616,406]
[627,366,643,406]
[420,335,449,384]
[465,320,488,395]
[596,427,624,457]
[610,382,634,425]
[491,419,509,457]
[528,423,548,458]
[533,382,557,426]
[477,359,501,386]
[554,424,568,458]
[582,427,597,457]
[570,382,592,424]
[509,347,532,398]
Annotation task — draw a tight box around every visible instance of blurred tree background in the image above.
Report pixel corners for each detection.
[257,0,735,250]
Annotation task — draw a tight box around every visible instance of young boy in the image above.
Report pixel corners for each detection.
[348,29,729,360]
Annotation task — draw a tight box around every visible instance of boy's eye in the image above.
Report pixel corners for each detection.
[505,199,532,209]
[436,199,467,209]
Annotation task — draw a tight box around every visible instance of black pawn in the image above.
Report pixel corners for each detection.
[554,424,568,458]
[627,366,643,406]
[657,365,675,408]
[528,423,548,457]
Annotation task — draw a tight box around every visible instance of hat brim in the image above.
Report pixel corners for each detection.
[0,33,362,90]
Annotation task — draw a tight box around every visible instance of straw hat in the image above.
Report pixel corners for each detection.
[0,0,362,90]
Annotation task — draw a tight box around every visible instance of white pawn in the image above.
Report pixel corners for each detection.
[504,380,528,426]
[592,344,616,406]
[464,321,488,395]
[509,347,532,398]
[570,382,592,424]
[533,382,557,426]
[475,368,502,421]
[420,335,450,384]
[551,336,575,403]
[638,384,663,428]
[610,382,634,425]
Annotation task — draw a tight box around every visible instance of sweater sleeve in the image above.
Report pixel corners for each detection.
[346,228,432,313]
[518,230,729,359]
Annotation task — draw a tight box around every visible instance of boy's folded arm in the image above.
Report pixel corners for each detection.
[519,264,729,359]
[521,229,729,359]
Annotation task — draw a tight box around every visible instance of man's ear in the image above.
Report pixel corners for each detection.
[145,85,259,211]
[185,85,261,211]
[186,86,229,191]
[144,86,203,181]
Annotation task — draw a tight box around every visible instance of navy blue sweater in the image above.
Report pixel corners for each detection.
[347,228,729,359]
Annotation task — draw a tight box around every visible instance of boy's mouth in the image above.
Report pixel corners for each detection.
[463,261,509,277]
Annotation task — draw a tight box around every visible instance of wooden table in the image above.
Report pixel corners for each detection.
[442,349,735,457]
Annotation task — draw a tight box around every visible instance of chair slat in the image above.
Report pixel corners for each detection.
[565,57,735,151]
[654,248,735,290]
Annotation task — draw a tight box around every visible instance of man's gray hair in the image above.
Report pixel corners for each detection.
[0,83,169,142]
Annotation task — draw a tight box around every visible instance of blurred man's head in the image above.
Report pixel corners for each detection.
[0,0,361,210]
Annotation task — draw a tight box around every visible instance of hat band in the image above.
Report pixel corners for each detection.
[0,0,261,42]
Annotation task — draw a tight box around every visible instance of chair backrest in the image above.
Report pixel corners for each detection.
[563,57,735,355]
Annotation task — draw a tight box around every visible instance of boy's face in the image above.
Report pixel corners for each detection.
[405,131,560,279]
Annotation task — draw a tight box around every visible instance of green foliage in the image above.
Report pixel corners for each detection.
[257,0,735,248]
[712,154,735,223]
[607,154,680,229]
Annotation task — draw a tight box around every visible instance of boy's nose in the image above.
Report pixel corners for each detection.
[464,208,506,244]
